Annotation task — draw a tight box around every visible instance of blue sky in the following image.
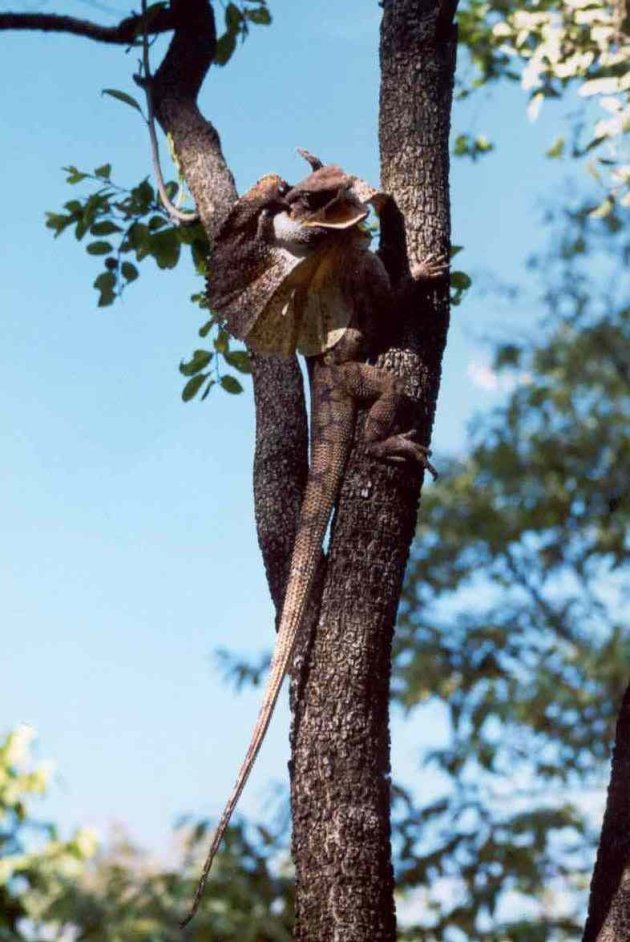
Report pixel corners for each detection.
[1,0,574,854]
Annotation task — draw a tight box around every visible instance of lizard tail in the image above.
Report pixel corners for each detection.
[180,624,296,927]
[181,380,355,927]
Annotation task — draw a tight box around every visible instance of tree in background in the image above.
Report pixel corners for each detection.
[395,200,629,939]
[0,728,97,938]
[0,727,293,940]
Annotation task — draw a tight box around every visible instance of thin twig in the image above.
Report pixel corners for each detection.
[137,0,199,225]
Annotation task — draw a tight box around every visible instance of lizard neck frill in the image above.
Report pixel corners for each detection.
[181,360,356,927]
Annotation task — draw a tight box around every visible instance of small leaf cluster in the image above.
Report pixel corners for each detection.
[0,725,293,941]
[214,0,272,66]
[457,1,630,207]
[453,132,495,161]
[46,164,207,307]
[45,165,251,402]
[47,819,293,941]
[179,315,252,402]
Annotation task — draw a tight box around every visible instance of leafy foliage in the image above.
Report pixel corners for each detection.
[46,166,250,400]
[214,0,272,66]
[456,0,630,211]
[0,727,293,941]
[392,204,630,939]
[48,821,293,941]
[46,164,206,304]
[0,727,97,939]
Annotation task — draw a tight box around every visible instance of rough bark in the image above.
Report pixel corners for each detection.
[289,3,456,941]
[583,682,630,942]
[250,352,309,614]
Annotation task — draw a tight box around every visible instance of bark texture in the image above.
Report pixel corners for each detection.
[289,3,456,940]
[583,682,630,942]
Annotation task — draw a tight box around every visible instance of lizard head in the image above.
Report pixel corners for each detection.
[271,156,388,250]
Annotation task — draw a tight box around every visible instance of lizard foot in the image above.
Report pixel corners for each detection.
[367,431,438,479]
[411,252,450,284]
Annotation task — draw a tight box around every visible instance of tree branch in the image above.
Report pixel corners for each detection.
[148,0,236,238]
[136,0,199,225]
[0,7,177,44]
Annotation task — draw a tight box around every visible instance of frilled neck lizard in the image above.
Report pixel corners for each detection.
[182,150,439,925]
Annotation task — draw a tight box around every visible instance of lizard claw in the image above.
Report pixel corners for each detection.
[411,253,450,284]
[367,431,438,479]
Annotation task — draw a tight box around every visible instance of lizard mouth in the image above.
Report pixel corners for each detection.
[285,164,378,231]
[299,193,369,229]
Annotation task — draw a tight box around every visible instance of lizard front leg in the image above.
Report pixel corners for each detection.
[330,361,438,477]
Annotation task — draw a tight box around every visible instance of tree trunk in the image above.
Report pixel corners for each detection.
[290,3,457,940]
[583,682,630,942]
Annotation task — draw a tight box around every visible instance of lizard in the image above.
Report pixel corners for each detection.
[182,151,441,926]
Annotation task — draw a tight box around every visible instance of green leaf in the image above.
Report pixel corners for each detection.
[179,349,212,377]
[64,166,88,185]
[45,212,72,236]
[94,271,116,307]
[149,229,181,269]
[214,329,229,354]
[546,136,565,159]
[87,241,113,256]
[121,261,139,282]
[182,373,208,402]
[191,239,208,274]
[225,2,242,31]
[127,222,150,260]
[102,88,144,115]
[451,270,472,290]
[221,375,243,394]
[224,350,252,374]
[214,31,237,66]
[131,179,155,208]
[191,291,209,311]
[453,133,493,161]
[94,163,112,179]
[148,214,167,231]
[86,241,113,255]
[246,6,272,25]
[198,319,214,338]
[90,221,122,236]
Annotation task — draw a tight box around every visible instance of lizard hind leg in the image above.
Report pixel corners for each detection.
[331,362,438,478]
